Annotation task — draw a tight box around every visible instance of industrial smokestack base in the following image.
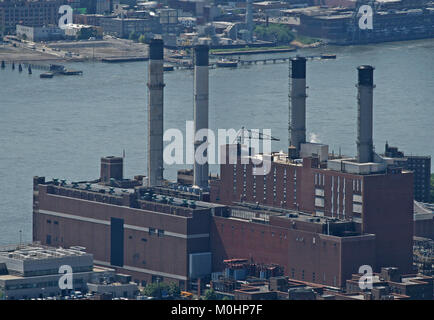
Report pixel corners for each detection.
[356,65,374,163]
[147,39,165,186]
[193,45,209,189]
[289,57,307,158]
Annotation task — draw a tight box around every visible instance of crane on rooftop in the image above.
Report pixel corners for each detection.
[233,126,280,145]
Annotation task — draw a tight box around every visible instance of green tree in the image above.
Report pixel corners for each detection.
[168,282,180,298]
[142,282,162,297]
[128,31,139,41]
[76,27,95,40]
[142,282,180,298]
[253,24,295,44]
[138,34,146,43]
[203,289,217,300]
[222,295,231,300]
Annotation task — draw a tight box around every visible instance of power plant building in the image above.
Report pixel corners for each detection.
[32,44,417,291]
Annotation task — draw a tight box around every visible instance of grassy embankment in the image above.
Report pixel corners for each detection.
[210,24,320,54]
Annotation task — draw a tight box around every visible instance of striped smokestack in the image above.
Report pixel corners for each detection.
[147,39,165,186]
[193,45,209,189]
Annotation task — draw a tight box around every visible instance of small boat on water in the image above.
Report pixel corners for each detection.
[40,72,54,79]
[216,59,238,68]
[163,64,174,72]
[320,54,337,59]
[61,69,83,75]
[49,64,83,75]
[49,64,65,73]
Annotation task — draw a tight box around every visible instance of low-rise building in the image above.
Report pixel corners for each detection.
[345,267,433,300]
[0,243,139,300]
[234,282,277,300]
[99,17,159,38]
[64,24,100,39]
[16,25,64,42]
[87,274,139,298]
[0,0,63,35]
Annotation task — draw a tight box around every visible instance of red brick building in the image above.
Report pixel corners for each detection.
[33,155,384,289]
[210,144,414,276]
[33,158,225,288]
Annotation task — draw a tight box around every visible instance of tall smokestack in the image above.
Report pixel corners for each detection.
[147,39,165,186]
[289,57,307,158]
[356,65,374,163]
[193,45,209,189]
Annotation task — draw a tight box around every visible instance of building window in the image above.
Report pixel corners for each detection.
[353,203,362,214]
[315,197,324,207]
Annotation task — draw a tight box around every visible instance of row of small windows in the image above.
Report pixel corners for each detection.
[237,165,297,203]
[221,225,340,247]
[290,269,337,285]
[5,278,83,291]
[315,174,362,193]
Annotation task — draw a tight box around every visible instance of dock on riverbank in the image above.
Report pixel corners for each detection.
[210,47,297,56]
[101,57,148,63]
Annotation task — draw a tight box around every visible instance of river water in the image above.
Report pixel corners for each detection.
[0,39,433,245]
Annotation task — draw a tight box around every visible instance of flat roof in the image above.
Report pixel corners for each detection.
[231,202,354,225]
[0,244,90,261]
